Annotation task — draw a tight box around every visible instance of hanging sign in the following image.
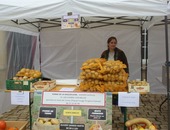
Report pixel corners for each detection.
[61,14,81,29]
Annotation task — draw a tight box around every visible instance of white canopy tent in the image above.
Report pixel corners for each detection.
[0,0,169,119]
[0,0,167,18]
[0,0,168,33]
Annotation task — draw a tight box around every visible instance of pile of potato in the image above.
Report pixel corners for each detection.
[79,58,128,92]
[37,118,61,125]
[13,68,42,80]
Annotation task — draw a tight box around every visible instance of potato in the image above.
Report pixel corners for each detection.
[38,119,44,124]
[44,121,52,125]
[51,118,60,125]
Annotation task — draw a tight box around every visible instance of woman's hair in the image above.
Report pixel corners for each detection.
[107,36,117,44]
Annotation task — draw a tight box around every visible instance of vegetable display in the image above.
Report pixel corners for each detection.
[37,118,61,125]
[13,68,42,80]
[79,58,128,92]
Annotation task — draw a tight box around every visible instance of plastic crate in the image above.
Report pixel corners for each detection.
[6,78,41,91]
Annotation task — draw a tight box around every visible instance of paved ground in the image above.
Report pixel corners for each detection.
[113,94,168,130]
[0,94,168,130]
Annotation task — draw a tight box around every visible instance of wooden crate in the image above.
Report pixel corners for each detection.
[5,121,28,130]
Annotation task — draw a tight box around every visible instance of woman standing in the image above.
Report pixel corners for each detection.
[101,36,129,120]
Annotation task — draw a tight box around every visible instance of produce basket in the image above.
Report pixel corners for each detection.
[6,78,41,91]
[125,117,157,130]
[32,118,62,130]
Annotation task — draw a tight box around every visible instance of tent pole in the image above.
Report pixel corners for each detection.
[141,28,148,81]
[164,15,170,130]
[38,29,41,72]
[141,26,142,80]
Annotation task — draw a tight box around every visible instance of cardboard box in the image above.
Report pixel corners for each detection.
[5,121,28,130]
[128,83,150,93]
[32,80,56,91]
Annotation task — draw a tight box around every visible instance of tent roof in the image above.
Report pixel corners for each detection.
[0,0,169,33]
[0,0,168,20]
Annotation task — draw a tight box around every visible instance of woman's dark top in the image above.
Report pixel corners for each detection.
[101,47,129,74]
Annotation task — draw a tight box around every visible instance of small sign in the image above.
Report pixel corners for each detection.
[128,83,150,92]
[60,123,85,130]
[88,109,106,120]
[61,14,81,29]
[118,92,140,107]
[11,91,29,105]
[39,107,56,118]
[63,110,82,116]
[23,81,29,85]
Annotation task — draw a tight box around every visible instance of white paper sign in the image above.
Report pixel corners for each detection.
[11,91,29,105]
[56,79,78,85]
[42,92,105,106]
[59,88,75,91]
[118,92,140,107]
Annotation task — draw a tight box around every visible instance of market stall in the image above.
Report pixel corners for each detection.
[0,0,169,130]
[3,60,151,130]
[0,0,168,93]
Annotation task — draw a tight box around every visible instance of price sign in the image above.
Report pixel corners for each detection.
[118,92,140,107]
[88,109,106,120]
[11,91,29,105]
[39,107,56,118]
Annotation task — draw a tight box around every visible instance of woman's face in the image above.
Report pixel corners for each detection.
[108,39,117,50]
